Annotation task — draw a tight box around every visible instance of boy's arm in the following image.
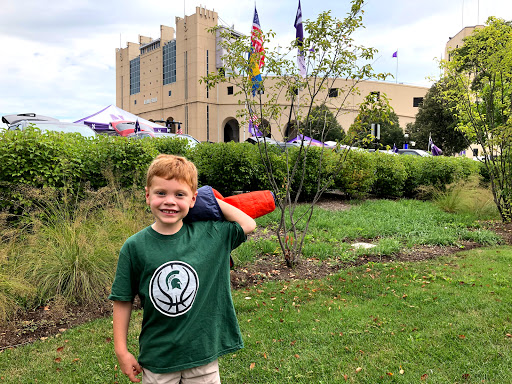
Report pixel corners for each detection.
[113,301,142,383]
[216,198,256,234]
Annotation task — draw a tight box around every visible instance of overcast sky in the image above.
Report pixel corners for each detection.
[1,0,511,125]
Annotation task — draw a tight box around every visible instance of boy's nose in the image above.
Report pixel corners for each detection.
[163,195,177,205]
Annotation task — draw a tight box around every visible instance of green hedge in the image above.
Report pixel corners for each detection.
[0,129,483,209]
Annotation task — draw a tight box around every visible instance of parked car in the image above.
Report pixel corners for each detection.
[2,113,58,125]
[7,120,97,138]
[366,148,398,155]
[245,136,300,151]
[127,131,200,147]
[396,149,431,157]
[110,121,154,137]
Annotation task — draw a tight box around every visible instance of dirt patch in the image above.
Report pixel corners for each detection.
[1,199,511,351]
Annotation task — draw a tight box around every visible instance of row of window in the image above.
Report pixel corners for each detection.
[140,40,161,55]
[227,86,423,107]
[163,41,177,85]
[129,57,140,95]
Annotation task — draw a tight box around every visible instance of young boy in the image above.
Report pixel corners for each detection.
[109,154,256,383]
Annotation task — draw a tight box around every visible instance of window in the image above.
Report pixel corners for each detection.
[163,40,177,85]
[472,148,479,157]
[129,57,140,95]
[413,97,424,107]
[227,86,234,95]
[328,88,338,98]
[134,100,137,105]
[206,50,209,99]
[140,39,161,55]
[168,90,172,97]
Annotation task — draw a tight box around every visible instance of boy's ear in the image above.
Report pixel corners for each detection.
[145,186,150,204]
[189,190,198,208]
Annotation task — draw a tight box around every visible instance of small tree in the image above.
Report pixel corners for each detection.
[202,0,389,266]
[442,17,512,222]
[409,80,470,155]
[347,93,403,148]
[301,104,346,142]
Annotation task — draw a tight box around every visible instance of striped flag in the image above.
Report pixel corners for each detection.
[249,113,263,136]
[249,6,264,96]
[294,0,306,78]
[177,123,183,134]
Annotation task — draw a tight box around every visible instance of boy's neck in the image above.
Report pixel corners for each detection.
[151,220,184,235]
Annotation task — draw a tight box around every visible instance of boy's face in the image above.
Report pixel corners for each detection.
[145,176,197,235]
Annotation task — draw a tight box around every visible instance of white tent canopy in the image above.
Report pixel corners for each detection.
[74,105,164,131]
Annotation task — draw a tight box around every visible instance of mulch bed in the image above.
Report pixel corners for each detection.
[2,198,512,351]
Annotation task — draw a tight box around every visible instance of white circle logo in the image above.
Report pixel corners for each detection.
[149,261,199,317]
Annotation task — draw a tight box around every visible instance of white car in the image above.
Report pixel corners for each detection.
[128,131,200,147]
[7,120,97,138]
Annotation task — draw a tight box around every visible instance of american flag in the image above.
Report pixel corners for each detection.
[251,7,265,69]
[249,114,260,127]
[248,113,262,136]
[177,123,183,134]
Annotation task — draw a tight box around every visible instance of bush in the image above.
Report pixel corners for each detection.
[81,136,158,190]
[0,129,483,208]
[146,136,196,156]
[370,153,407,198]
[332,150,375,197]
[401,155,481,197]
[191,142,263,195]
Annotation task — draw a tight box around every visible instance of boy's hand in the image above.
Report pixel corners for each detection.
[117,351,142,382]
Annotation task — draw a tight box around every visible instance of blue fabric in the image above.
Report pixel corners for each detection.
[184,186,224,223]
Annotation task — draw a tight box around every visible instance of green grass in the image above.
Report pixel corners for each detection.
[1,247,511,383]
[233,198,502,265]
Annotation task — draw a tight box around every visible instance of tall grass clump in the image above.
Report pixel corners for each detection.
[0,238,35,323]
[12,177,152,308]
[432,176,500,220]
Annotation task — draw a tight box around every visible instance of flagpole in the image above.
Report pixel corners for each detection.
[395,50,398,84]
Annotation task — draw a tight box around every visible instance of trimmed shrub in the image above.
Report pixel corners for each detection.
[81,135,158,190]
[190,142,262,195]
[370,153,407,198]
[332,150,376,197]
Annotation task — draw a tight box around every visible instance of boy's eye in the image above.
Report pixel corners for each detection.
[156,191,166,196]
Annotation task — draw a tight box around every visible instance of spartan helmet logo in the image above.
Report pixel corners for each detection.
[149,261,199,317]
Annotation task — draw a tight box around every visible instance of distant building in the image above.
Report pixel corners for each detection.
[116,6,429,142]
[445,25,485,62]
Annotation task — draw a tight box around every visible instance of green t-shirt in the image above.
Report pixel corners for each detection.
[109,221,246,373]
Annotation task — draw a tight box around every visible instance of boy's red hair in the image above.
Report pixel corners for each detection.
[146,154,198,192]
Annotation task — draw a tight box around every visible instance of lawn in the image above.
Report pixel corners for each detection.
[1,247,511,383]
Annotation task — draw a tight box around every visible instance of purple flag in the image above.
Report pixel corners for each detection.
[392,51,397,58]
[431,144,443,156]
[134,119,140,133]
[392,143,398,153]
[428,135,443,156]
[294,0,306,78]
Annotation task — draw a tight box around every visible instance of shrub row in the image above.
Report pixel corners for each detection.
[0,129,482,210]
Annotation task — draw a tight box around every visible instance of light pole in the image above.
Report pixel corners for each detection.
[404,133,409,149]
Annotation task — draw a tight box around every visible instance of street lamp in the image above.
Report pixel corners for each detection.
[404,133,409,149]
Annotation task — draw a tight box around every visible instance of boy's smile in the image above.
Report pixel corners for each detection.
[145,176,197,235]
